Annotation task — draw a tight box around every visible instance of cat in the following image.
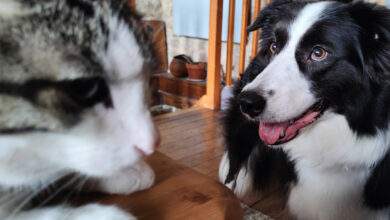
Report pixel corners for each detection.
[0,0,160,219]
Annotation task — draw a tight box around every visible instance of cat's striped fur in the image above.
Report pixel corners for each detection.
[0,0,159,219]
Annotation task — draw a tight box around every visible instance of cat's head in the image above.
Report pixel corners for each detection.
[0,0,159,181]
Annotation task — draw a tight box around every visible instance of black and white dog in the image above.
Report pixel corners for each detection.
[219,0,390,219]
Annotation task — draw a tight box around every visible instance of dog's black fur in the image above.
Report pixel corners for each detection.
[223,0,390,213]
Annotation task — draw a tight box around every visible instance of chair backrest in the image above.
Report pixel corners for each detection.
[203,0,269,109]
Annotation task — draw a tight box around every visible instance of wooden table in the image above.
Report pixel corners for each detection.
[74,152,243,220]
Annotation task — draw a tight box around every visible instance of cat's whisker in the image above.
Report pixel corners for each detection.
[7,182,54,218]
[60,176,90,220]
[75,176,90,194]
[0,191,30,211]
[60,175,89,205]
[35,175,82,208]
[0,190,20,204]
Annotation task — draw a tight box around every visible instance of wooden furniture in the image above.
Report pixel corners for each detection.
[202,0,268,110]
[142,20,168,74]
[142,20,205,109]
[251,0,262,60]
[225,0,236,86]
[128,0,136,11]
[152,73,206,108]
[75,152,243,220]
[238,0,250,76]
[203,0,224,110]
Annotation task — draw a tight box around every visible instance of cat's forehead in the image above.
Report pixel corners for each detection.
[0,0,148,83]
[101,16,145,82]
[0,0,151,132]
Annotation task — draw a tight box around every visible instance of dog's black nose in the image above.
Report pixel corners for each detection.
[238,91,266,118]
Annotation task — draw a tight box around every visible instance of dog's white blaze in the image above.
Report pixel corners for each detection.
[243,2,330,122]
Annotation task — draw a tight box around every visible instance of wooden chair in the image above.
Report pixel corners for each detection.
[203,0,266,110]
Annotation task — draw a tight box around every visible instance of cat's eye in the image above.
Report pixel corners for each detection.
[269,42,278,54]
[310,46,328,61]
[80,79,100,99]
[62,77,113,109]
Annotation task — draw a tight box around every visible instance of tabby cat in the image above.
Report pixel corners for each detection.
[0,0,159,219]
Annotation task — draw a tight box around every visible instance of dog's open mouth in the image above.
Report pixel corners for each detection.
[259,101,327,145]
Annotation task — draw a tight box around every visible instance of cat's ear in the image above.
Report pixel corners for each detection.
[364,152,390,209]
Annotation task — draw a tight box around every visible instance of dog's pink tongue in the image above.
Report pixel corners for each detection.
[259,111,321,145]
[259,122,289,145]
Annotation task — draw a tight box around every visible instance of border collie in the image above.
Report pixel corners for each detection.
[219,0,390,219]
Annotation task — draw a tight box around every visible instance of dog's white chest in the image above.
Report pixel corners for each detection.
[288,164,388,220]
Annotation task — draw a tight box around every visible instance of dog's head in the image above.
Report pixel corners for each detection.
[237,0,390,146]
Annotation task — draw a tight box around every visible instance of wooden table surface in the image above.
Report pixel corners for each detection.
[74,152,243,220]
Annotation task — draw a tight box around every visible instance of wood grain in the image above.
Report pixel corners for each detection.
[156,108,224,179]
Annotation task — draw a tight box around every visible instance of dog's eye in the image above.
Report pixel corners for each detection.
[310,46,328,61]
[269,42,278,54]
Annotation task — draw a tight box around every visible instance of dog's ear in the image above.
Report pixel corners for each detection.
[348,2,390,76]
[247,0,293,32]
[246,0,297,32]
[364,152,390,209]
[248,0,354,32]
[349,2,390,47]
[246,13,264,33]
